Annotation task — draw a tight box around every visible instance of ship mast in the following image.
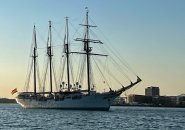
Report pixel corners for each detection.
[64,17,71,92]
[85,9,91,94]
[75,8,106,94]
[33,25,37,95]
[48,21,53,93]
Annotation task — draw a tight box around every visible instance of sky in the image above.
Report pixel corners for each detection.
[0,0,185,98]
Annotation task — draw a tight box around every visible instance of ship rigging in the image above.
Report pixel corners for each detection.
[16,9,141,110]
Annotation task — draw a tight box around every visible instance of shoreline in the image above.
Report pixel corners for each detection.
[0,98,16,103]
[111,104,185,108]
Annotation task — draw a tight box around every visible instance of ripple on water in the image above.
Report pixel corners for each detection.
[0,104,185,130]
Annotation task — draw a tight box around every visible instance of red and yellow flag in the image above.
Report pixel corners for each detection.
[11,88,17,95]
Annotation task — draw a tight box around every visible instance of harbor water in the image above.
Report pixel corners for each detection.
[0,104,185,130]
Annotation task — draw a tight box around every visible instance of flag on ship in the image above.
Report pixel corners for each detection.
[11,88,17,95]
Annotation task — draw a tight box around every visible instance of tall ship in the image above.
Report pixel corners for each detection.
[16,9,141,110]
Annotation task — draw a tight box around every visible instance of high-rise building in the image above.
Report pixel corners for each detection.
[145,86,160,96]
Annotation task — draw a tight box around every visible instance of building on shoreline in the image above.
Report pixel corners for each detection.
[127,94,152,105]
[126,86,185,107]
[145,86,160,97]
[176,94,185,105]
[127,94,185,107]
[111,96,125,105]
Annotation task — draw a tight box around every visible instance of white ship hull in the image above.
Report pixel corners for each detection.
[16,93,111,111]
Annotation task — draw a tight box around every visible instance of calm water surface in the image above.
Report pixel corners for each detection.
[0,104,185,130]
